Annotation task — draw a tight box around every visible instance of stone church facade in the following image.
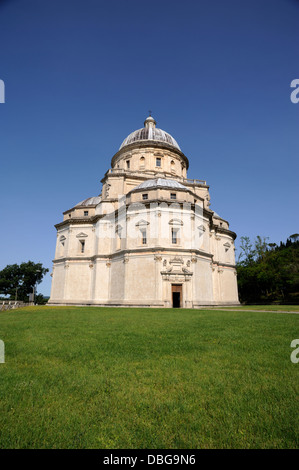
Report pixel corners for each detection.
[49,115,239,307]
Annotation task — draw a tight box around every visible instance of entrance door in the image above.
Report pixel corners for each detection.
[172,284,182,308]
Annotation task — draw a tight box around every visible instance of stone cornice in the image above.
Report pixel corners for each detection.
[52,247,214,264]
[127,185,205,203]
[63,204,98,215]
[214,226,237,240]
[211,261,237,269]
[101,170,209,190]
[54,217,99,230]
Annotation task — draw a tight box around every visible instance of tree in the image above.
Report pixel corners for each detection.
[237,236,255,265]
[237,235,269,266]
[254,235,269,261]
[236,235,299,304]
[0,264,21,299]
[0,261,49,302]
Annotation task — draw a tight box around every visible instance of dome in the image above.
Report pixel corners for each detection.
[119,115,181,151]
[133,178,187,191]
[75,196,101,207]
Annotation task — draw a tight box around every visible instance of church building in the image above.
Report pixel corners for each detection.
[49,115,239,307]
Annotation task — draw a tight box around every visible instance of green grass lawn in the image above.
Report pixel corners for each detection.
[218,305,299,312]
[0,306,298,449]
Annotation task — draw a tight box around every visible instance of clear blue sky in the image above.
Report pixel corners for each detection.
[0,0,298,296]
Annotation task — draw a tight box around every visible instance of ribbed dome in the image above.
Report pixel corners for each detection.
[133,178,187,191]
[75,196,101,207]
[119,115,181,151]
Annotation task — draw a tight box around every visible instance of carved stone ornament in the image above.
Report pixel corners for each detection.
[169,256,184,265]
[161,256,193,282]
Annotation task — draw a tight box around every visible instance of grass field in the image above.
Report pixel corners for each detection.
[0,306,298,449]
[219,305,299,312]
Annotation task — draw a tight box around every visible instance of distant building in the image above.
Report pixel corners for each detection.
[49,115,239,307]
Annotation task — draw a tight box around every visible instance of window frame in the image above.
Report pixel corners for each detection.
[141,229,147,245]
[171,228,179,245]
[79,239,85,254]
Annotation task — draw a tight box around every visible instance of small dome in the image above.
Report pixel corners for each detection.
[144,116,156,126]
[75,196,101,207]
[133,178,187,191]
[119,115,181,151]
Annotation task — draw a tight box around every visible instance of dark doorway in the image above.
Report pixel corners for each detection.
[172,292,180,308]
[172,284,182,308]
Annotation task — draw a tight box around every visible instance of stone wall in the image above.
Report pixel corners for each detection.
[1,301,28,311]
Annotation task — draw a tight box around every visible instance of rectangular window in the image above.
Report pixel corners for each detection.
[126,160,130,169]
[80,240,85,253]
[170,193,176,200]
[142,193,148,200]
[84,211,89,216]
[156,157,161,167]
[171,229,178,245]
[141,230,147,245]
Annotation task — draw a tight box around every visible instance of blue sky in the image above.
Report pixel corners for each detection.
[0,0,298,296]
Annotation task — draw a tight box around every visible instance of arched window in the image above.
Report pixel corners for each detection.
[140,156,145,169]
[170,160,175,173]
